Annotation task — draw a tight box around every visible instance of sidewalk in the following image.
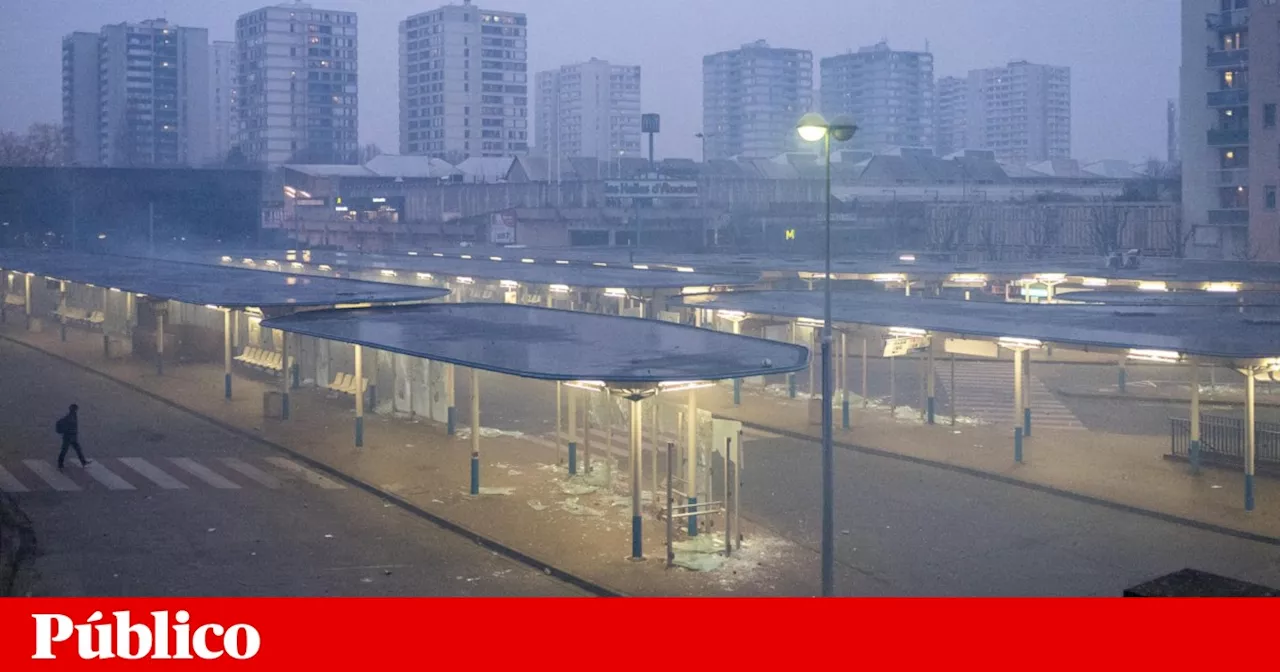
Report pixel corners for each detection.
[0,323,846,596]
[705,383,1280,542]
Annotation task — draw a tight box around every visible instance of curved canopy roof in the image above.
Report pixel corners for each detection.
[261,303,809,383]
[0,251,449,308]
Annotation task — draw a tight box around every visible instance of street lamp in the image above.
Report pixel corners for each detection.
[796,111,857,598]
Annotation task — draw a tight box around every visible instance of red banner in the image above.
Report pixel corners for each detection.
[0,598,1266,668]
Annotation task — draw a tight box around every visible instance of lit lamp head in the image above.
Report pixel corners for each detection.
[797,113,858,143]
[796,113,829,142]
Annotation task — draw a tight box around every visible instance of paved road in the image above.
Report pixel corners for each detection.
[0,339,581,597]
[716,433,1280,596]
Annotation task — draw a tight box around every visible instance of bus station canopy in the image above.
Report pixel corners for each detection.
[261,303,809,383]
[0,250,449,308]
[675,290,1280,363]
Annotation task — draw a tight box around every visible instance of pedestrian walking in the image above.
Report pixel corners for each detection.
[55,403,90,469]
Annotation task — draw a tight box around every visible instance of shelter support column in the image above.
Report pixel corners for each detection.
[470,368,481,495]
[788,323,797,398]
[368,349,377,411]
[926,340,936,425]
[732,320,741,405]
[1246,367,1256,512]
[567,386,578,475]
[1013,349,1024,463]
[280,331,291,420]
[354,344,364,447]
[155,302,165,376]
[224,309,232,399]
[58,281,67,342]
[841,331,850,429]
[23,273,32,330]
[446,364,457,436]
[686,389,698,536]
[861,337,869,408]
[1190,360,1200,473]
[1118,357,1127,394]
[630,396,644,560]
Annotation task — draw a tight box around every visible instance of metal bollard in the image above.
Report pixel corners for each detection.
[1014,427,1023,463]
[568,441,577,476]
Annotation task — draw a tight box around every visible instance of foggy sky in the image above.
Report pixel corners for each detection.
[0,0,1179,162]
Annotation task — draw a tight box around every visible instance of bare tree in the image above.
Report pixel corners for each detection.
[1024,204,1063,260]
[0,122,66,166]
[1087,204,1130,256]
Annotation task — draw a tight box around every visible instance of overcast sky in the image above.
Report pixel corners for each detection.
[0,0,1179,162]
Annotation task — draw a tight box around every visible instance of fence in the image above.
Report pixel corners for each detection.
[1170,414,1280,468]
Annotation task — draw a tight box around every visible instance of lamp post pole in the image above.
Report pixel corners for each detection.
[820,131,835,597]
[798,112,855,598]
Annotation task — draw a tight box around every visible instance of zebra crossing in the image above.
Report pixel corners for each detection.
[0,455,347,494]
[940,361,1085,430]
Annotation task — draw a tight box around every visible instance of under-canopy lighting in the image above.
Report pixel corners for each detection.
[334,206,349,212]
[658,381,716,393]
[949,273,987,284]
[872,273,906,283]
[1205,282,1240,293]
[372,197,387,204]
[521,258,535,264]
[221,256,232,263]
[490,256,503,262]
[460,255,472,260]
[417,273,433,280]
[265,260,279,267]
[291,262,304,269]
[1138,281,1168,292]
[797,317,826,327]
[681,286,711,295]
[1082,277,1108,287]
[433,253,444,257]
[556,260,570,265]
[243,258,255,265]
[1034,273,1067,283]
[456,276,475,285]
[97,233,107,240]
[550,284,570,294]
[604,287,627,298]
[1128,348,1181,363]
[718,310,747,320]
[380,269,397,277]
[898,254,916,262]
[500,280,519,289]
[633,264,650,270]
[565,380,607,392]
[677,267,696,273]
[889,327,927,337]
[318,264,332,271]
[205,304,221,311]
[593,262,608,267]
[998,336,1043,348]
[407,251,418,256]
[109,288,121,293]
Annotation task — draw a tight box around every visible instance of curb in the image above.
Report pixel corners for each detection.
[738,420,1280,548]
[1056,388,1280,409]
[0,490,37,597]
[0,335,624,598]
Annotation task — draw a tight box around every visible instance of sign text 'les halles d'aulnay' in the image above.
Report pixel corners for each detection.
[603,181,699,198]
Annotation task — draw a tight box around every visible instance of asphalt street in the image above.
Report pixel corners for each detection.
[0,339,582,597]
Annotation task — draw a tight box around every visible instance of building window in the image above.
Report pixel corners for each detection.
[1268,104,1277,129]
[1270,186,1279,210]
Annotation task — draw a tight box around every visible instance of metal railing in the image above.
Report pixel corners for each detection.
[1208,128,1250,146]
[1208,47,1249,68]
[1170,414,1280,467]
[1208,89,1249,107]
[1211,168,1249,186]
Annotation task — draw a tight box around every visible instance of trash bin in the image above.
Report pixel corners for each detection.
[263,391,284,419]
